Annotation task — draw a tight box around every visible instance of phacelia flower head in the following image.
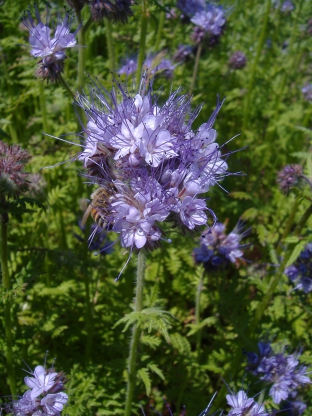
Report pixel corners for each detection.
[191,4,226,45]
[89,0,135,23]
[301,83,312,102]
[176,0,206,18]
[226,390,269,416]
[194,222,248,270]
[0,141,31,199]
[22,5,79,82]
[284,243,312,293]
[8,363,68,415]
[229,51,247,70]
[277,164,303,194]
[274,0,295,13]
[173,44,194,63]
[245,342,311,405]
[74,74,234,271]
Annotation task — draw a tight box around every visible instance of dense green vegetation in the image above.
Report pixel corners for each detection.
[1,0,312,414]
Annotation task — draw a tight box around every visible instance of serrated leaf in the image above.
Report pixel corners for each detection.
[147,363,165,380]
[285,240,307,268]
[256,224,267,245]
[137,368,151,396]
[241,207,258,220]
[283,236,300,244]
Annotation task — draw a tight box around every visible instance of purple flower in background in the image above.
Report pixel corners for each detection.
[194,222,249,270]
[89,0,135,23]
[245,342,311,405]
[191,4,226,45]
[173,44,194,63]
[229,51,247,69]
[274,0,295,13]
[72,74,235,275]
[277,164,303,194]
[143,54,175,79]
[226,390,269,416]
[301,84,312,102]
[8,363,68,415]
[118,57,138,76]
[281,400,307,416]
[177,0,206,18]
[284,243,312,293]
[22,5,79,82]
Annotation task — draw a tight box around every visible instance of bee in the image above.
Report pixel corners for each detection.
[81,185,116,229]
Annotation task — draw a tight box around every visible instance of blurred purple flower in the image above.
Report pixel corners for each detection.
[22,5,79,81]
[229,51,247,70]
[301,84,312,102]
[190,4,226,45]
[176,0,206,18]
[277,164,303,194]
[245,343,311,405]
[284,243,312,293]
[194,222,249,270]
[118,57,138,76]
[89,0,135,23]
[173,44,194,63]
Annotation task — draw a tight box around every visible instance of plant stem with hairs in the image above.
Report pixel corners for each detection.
[0,197,16,396]
[136,0,149,87]
[189,43,202,95]
[39,81,48,132]
[124,250,146,416]
[195,267,205,357]
[105,19,115,73]
[77,16,93,92]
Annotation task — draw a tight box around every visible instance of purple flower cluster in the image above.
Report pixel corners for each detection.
[245,342,311,406]
[191,4,226,45]
[193,222,248,269]
[9,365,68,415]
[226,390,268,416]
[284,243,312,294]
[76,76,231,261]
[177,0,206,19]
[277,164,303,194]
[22,5,79,82]
[274,0,295,13]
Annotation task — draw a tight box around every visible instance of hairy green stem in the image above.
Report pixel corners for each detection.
[155,11,165,52]
[195,268,205,357]
[276,198,300,255]
[124,250,146,416]
[189,43,202,96]
[105,19,115,73]
[136,0,149,88]
[59,75,76,101]
[0,199,16,396]
[39,82,48,132]
[250,202,312,332]
[77,16,93,92]
[242,0,271,133]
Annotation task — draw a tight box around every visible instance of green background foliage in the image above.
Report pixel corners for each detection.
[1,0,312,414]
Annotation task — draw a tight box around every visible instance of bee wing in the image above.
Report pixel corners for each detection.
[81,204,92,227]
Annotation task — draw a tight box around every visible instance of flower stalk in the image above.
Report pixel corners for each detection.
[0,196,16,396]
[105,19,115,73]
[189,43,202,95]
[136,0,149,87]
[124,250,146,416]
[77,16,93,92]
[195,267,205,357]
[250,202,312,332]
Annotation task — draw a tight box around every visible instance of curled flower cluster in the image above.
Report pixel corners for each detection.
[22,5,79,82]
[276,164,303,194]
[76,76,231,263]
[9,365,68,415]
[229,51,247,70]
[191,4,226,45]
[193,222,248,269]
[245,342,311,406]
[0,141,31,199]
[284,243,312,294]
[226,390,268,416]
[89,0,135,23]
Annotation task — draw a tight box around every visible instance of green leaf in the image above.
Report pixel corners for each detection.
[241,207,258,220]
[147,363,165,381]
[285,240,307,268]
[230,191,252,200]
[137,368,151,396]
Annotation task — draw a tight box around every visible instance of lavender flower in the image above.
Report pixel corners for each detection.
[194,222,248,270]
[191,5,226,45]
[229,51,247,70]
[226,390,269,416]
[22,5,79,82]
[277,164,303,194]
[245,343,311,405]
[0,141,31,199]
[284,243,312,293]
[74,75,233,272]
[89,0,135,23]
[173,45,194,63]
[301,84,312,102]
[8,363,68,415]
